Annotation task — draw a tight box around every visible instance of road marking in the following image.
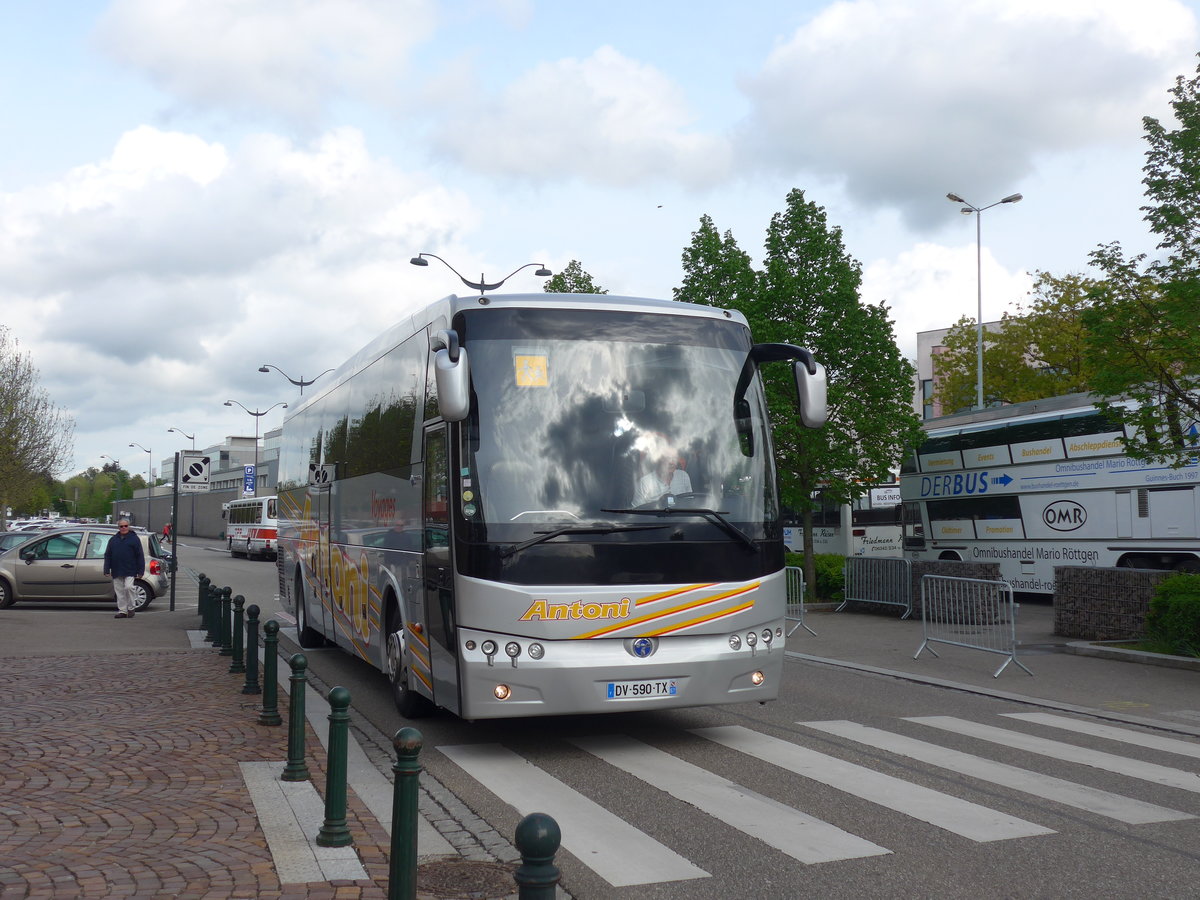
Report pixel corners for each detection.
[570,734,889,864]
[1002,713,1200,760]
[439,743,708,887]
[692,725,1053,842]
[803,720,1191,825]
[908,717,1200,793]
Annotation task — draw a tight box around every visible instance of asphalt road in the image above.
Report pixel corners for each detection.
[79,539,1200,898]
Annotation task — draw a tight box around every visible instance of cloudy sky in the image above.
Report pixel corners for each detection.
[4,0,1199,481]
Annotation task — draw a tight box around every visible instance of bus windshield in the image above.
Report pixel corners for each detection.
[459,307,776,542]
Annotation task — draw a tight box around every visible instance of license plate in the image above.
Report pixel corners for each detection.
[606,678,678,699]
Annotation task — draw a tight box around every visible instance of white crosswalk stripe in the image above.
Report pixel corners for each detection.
[437,714,1200,889]
[908,716,1200,792]
[802,720,1193,825]
[692,724,1053,841]
[570,733,890,864]
[1001,712,1200,760]
[438,742,708,887]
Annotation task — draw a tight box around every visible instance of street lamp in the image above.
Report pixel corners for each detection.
[258,364,333,396]
[224,400,288,497]
[128,442,153,528]
[946,191,1023,410]
[167,426,196,449]
[409,252,552,293]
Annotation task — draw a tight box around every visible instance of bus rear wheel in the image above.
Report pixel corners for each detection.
[294,575,325,648]
[386,605,433,719]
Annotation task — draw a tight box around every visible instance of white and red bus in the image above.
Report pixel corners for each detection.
[223,495,279,561]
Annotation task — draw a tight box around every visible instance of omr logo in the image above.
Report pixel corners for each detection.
[1043,500,1086,531]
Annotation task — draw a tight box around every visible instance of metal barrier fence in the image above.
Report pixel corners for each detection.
[784,566,815,636]
[913,575,1032,678]
[836,557,913,618]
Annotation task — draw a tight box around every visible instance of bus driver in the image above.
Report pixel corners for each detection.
[633,440,692,506]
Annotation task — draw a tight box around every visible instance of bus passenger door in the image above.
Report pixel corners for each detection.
[422,426,461,715]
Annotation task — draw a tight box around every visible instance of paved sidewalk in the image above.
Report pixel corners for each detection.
[0,594,520,900]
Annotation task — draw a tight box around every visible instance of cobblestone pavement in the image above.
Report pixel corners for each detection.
[0,648,520,899]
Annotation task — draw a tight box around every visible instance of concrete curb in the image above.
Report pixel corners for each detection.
[1064,640,1200,672]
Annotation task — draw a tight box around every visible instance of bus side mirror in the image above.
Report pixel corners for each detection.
[793,359,828,428]
[433,330,471,422]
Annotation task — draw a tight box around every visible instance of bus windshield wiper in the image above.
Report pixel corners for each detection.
[500,523,668,559]
[601,507,757,551]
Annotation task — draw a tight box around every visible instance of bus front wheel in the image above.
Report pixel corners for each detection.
[386,605,433,719]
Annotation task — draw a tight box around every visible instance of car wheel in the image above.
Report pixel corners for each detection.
[0,578,14,609]
[295,575,325,648]
[131,580,154,612]
[386,604,433,718]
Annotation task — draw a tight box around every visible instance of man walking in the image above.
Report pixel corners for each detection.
[104,519,145,619]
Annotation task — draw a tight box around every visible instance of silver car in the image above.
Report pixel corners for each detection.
[0,525,170,611]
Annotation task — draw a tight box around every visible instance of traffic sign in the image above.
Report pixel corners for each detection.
[180,454,211,493]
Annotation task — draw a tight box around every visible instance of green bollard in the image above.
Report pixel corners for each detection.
[513,813,561,900]
[219,587,233,655]
[316,686,354,847]
[259,621,282,725]
[388,727,423,900]
[281,653,310,782]
[202,579,219,643]
[243,604,262,695]
[230,595,246,675]
[197,574,210,623]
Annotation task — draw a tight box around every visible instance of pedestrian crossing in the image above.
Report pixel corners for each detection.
[437,711,1200,888]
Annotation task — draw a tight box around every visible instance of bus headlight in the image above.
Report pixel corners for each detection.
[728,634,742,651]
[481,640,497,667]
[494,684,511,700]
[505,642,522,667]
[751,670,765,686]
[528,642,545,660]
[746,631,758,647]
[761,629,773,646]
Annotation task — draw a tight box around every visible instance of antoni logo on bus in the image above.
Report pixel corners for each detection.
[299,494,373,642]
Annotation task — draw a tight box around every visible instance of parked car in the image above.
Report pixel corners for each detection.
[0,525,170,611]
[0,532,38,555]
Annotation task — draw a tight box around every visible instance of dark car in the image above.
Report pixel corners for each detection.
[0,525,170,611]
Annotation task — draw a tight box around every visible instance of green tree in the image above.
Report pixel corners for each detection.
[1085,59,1200,464]
[673,215,757,308]
[0,327,74,528]
[679,192,922,594]
[543,259,607,294]
[933,271,1101,412]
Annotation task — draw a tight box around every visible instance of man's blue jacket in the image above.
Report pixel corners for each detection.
[104,531,145,578]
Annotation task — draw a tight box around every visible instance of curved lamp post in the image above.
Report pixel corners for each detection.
[128,442,153,527]
[224,400,288,497]
[946,192,1023,410]
[167,426,196,450]
[409,252,551,293]
[258,364,333,396]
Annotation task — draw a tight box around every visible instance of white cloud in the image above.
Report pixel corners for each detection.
[863,241,1035,359]
[94,0,438,123]
[428,46,732,187]
[0,125,477,474]
[738,0,1198,228]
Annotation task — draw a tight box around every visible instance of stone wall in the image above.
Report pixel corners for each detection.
[1053,566,1172,640]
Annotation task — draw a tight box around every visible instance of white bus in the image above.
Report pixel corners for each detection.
[223,495,279,560]
[899,393,1200,595]
[785,484,902,558]
[276,291,826,719]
